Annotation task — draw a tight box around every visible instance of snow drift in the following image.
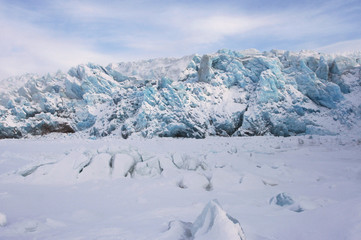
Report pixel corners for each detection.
[1,49,361,139]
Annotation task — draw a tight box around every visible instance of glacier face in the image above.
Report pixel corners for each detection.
[0,49,361,139]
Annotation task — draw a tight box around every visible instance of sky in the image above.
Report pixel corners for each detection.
[0,0,360,80]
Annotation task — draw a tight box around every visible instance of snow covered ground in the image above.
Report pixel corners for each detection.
[0,135,361,239]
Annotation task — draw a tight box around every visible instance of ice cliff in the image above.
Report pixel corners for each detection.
[0,49,361,139]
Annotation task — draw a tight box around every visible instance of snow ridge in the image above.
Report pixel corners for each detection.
[0,49,361,139]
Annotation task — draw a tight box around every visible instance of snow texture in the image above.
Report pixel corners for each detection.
[1,49,361,139]
[1,136,361,239]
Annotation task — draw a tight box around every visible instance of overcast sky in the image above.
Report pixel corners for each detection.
[0,0,360,80]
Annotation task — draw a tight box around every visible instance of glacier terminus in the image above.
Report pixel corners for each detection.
[0,49,361,139]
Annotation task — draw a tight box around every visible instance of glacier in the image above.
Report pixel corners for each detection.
[0,49,361,139]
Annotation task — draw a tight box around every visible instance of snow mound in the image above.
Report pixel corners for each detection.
[0,212,7,227]
[191,200,246,240]
[9,145,165,184]
[269,192,295,206]
[160,221,193,240]
[164,200,246,240]
[110,153,136,177]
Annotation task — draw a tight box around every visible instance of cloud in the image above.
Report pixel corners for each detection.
[179,14,275,45]
[0,15,120,79]
[316,39,361,53]
[0,0,360,79]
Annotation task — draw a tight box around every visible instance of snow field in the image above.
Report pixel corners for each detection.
[0,135,361,239]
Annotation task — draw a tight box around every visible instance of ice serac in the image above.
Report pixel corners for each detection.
[0,49,361,139]
[191,200,246,240]
[163,200,246,240]
[198,55,213,83]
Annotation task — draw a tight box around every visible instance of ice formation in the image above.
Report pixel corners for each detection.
[0,49,361,139]
[164,200,246,240]
[269,192,295,206]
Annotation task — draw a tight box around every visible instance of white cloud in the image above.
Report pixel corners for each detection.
[191,15,267,35]
[0,0,359,79]
[316,39,361,54]
[181,14,275,44]
[0,13,123,79]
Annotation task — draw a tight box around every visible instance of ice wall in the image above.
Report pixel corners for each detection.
[0,49,360,139]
